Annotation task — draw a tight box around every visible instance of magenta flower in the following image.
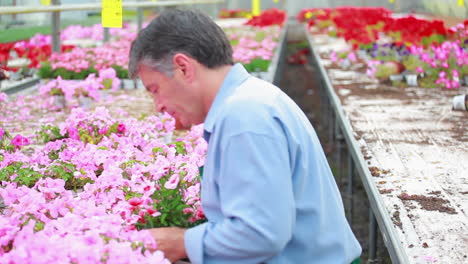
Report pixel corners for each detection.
[11,134,30,149]
[98,126,108,135]
[67,127,80,140]
[117,123,126,133]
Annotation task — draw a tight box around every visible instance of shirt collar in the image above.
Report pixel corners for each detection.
[203,63,250,136]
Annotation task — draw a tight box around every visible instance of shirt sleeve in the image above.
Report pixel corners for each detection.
[185,131,296,263]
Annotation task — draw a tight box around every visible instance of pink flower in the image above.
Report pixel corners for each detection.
[11,134,30,149]
[164,174,180,190]
[0,92,7,102]
[67,127,79,140]
[416,67,424,73]
[98,126,109,135]
[0,127,4,140]
[183,208,194,214]
[347,52,357,62]
[117,123,126,133]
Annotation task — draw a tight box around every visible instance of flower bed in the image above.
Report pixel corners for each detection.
[36,10,285,82]
[0,10,289,262]
[300,7,468,90]
[1,83,207,262]
[303,8,468,263]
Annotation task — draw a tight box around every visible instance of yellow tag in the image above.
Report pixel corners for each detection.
[305,11,313,19]
[389,0,395,3]
[41,0,51,5]
[252,0,261,16]
[458,0,464,6]
[102,0,123,28]
[273,0,279,2]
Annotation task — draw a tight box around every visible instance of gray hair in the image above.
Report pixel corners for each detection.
[129,9,234,79]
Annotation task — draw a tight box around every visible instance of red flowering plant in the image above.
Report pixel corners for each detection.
[0,42,16,71]
[244,8,286,27]
[383,16,447,47]
[332,7,391,50]
[12,35,75,69]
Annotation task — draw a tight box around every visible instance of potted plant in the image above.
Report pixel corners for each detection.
[402,55,423,86]
[374,61,403,83]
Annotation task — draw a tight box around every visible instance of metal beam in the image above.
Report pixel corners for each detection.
[51,0,61,53]
[0,0,224,15]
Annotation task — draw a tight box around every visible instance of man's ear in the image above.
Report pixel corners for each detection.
[173,53,195,82]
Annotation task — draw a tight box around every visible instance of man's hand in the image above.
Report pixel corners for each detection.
[149,227,187,263]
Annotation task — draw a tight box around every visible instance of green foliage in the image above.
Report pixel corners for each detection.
[419,70,440,88]
[0,162,43,187]
[402,55,422,73]
[37,62,53,79]
[328,30,337,38]
[230,39,239,47]
[254,31,267,42]
[52,67,73,80]
[359,43,374,51]
[134,172,205,230]
[243,58,271,73]
[391,80,408,88]
[375,63,398,80]
[172,141,187,155]
[45,161,93,190]
[72,68,98,80]
[102,78,113,90]
[0,160,93,190]
[458,64,468,77]
[0,128,15,153]
[36,125,67,143]
[112,65,129,79]
[421,34,446,47]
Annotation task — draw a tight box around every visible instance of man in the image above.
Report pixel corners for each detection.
[129,9,361,264]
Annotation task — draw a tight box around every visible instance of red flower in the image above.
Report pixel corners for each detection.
[245,8,286,27]
[128,197,143,207]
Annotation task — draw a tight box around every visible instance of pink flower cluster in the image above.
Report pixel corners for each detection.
[409,41,468,89]
[13,34,51,50]
[0,92,7,102]
[38,68,120,104]
[60,23,132,41]
[49,39,131,72]
[228,25,281,64]
[10,134,30,149]
[0,106,207,263]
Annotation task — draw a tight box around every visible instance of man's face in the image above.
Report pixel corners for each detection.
[138,64,204,128]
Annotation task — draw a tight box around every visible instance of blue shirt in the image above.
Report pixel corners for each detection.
[184,64,361,264]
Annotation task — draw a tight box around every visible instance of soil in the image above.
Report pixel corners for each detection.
[398,193,457,214]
